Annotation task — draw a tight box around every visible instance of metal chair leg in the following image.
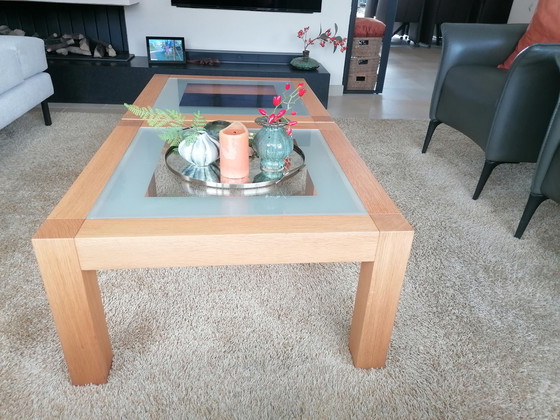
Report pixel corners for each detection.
[514,193,548,238]
[41,100,52,126]
[393,23,406,37]
[422,119,441,153]
[473,160,502,200]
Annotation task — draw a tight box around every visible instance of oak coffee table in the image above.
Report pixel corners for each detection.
[33,76,414,385]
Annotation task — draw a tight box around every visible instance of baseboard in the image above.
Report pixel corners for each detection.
[329,85,344,96]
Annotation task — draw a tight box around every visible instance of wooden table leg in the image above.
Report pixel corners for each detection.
[33,220,112,385]
[349,216,414,368]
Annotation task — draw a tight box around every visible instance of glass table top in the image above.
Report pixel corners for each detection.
[87,127,367,219]
[152,78,310,116]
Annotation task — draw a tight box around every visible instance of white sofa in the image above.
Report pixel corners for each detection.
[0,35,54,129]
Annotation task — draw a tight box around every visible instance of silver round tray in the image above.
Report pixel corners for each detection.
[164,143,306,190]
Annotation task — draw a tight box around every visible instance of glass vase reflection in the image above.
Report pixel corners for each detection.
[182,163,220,183]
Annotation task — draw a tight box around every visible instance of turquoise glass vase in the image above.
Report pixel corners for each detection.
[253,116,294,179]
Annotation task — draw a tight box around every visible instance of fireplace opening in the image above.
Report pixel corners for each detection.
[0,1,134,62]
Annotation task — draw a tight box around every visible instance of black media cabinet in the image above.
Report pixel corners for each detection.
[46,50,331,108]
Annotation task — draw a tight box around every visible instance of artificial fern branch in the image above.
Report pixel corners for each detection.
[123,104,207,147]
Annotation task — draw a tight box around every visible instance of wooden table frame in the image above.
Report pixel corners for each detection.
[33,78,413,386]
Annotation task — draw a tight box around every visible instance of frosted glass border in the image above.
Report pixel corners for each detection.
[88,128,366,218]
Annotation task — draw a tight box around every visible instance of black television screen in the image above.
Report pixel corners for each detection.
[171,0,322,13]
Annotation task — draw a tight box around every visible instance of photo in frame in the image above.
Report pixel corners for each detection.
[146,36,186,64]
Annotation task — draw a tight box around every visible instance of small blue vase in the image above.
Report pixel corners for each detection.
[253,116,294,179]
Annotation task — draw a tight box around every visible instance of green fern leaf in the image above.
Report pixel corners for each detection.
[123,104,206,146]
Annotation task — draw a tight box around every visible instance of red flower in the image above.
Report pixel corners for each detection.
[273,95,282,106]
[286,127,293,136]
[291,111,297,115]
[298,89,306,97]
[288,120,298,126]
[277,109,286,118]
[285,83,291,90]
[268,114,276,124]
[258,108,267,115]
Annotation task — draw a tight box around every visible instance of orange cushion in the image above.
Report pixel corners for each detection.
[354,18,386,38]
[498,0,560,69]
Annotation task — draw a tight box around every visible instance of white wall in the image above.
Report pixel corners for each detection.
[124,0,353,90]
[508,0,538,23]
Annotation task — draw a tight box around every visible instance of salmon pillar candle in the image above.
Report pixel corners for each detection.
[219,121,250,179]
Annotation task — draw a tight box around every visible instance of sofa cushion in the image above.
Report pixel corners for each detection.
[0,47,24,94]
[354,18,386,38]
[0,72,54,129]
[498,0,560,69]
[0,35,48,79]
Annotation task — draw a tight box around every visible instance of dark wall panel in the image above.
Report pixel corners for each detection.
[0,1,129,52]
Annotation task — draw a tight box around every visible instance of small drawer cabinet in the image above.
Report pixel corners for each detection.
[346,37,382,91]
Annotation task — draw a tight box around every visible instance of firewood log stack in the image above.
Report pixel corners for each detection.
[0,25,26,36]
[0,25,117,58]
[44,33,117,58]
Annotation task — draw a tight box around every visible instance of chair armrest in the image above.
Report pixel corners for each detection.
[441,23,527,67]
[486,44,560,162]
[0,35,48,79]
[429,23,527,119]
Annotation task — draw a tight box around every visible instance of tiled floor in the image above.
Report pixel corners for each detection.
[50,43,442,120]
[328,43,442,120]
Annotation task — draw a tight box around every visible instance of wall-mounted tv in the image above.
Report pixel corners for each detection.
[171,0,322,13]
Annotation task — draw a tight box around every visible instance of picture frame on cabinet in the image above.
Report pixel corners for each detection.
[146,36,186,64]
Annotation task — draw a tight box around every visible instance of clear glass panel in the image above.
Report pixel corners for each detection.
[153,78,310,116]
[88,128,366,218]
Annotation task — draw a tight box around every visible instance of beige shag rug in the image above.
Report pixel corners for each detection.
[1,109,559,419]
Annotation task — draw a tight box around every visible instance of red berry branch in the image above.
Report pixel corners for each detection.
[297,24,347,53]
[257,83,306,135]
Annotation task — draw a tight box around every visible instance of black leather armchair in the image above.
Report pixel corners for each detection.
[413,0,478,45]
[515,97,560,238]
[422,23,560,199]
[376,0,425,40]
